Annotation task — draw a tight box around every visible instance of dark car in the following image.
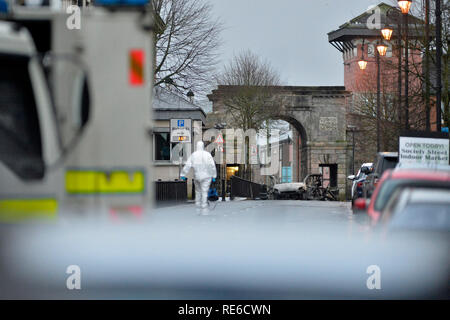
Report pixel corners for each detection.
[347,163,373,207]
[363,152,398,198]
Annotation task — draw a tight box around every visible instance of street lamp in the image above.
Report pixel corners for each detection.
[347,125,358,175]
[381,26,393,41]
[383,6,406,129]
[376,43,382,152]
[357,40,383,152]
[358,59,368,70]
[376,42,388,56]
[187,90,194,103]
[398,0,412,14]
[358,41,368,70]
[435,0,442,132]
[399,0,412,130]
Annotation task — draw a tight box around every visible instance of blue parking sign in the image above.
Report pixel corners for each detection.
[178,120,185,127]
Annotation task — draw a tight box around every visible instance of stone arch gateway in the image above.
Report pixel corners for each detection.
[207,86,352,200]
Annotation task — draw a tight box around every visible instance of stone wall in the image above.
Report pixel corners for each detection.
[207,86,352,200]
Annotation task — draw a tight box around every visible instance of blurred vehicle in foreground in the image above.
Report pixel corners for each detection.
[354,169,450,224]
[0,2,155,223]
[347,163,372,206]
[380,188,450,233]
[363,152,398,199]
[0,218,448,299]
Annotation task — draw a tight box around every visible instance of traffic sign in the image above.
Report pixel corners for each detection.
[215,134,224,144]
[170,119,191,143]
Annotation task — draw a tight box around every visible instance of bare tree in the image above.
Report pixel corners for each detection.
[152,0,222,97]
[385,0,450,129]
[217,50,282,131]
[216,50,282,180]
[350,60,404,162]
[402,0,450,129]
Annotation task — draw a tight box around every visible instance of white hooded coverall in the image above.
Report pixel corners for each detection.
[181,141,217,209]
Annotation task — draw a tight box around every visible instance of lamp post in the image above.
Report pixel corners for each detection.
[381,7,402,128]
[358,39,368,70]
[358,41,387,153]
[424,0,431,131]
[435,0,442,132]
[376,42,387,152]
[398,0,412,130]
[347,125,358,175]
[187,90,194,103]
[357,3,412,151]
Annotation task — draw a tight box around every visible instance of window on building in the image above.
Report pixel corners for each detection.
[155,132,171,161]
[154,132,184,162]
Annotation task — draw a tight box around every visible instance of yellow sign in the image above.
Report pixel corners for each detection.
[0,199,58,222]
[65,170,145,194]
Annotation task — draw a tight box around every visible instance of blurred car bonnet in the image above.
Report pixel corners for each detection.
[382,188,450,232]
[366,169,450,223]
[0,219,448,299]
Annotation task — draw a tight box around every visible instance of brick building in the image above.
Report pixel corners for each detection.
[328,2,435,171]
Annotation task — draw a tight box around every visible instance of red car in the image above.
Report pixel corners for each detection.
[354,169,450,225]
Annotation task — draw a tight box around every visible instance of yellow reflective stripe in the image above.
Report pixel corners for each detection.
[0,199,58,222]
[65,170,145,194]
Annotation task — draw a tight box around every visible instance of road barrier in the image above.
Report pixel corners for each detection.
[230,176,268,200]
[155,180,187,202]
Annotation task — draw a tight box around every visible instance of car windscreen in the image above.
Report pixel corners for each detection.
[389,203,450,231]
[374,180,450,212]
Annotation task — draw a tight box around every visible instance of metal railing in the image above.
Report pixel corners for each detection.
[230,176,267,200]
[155,180,187,202]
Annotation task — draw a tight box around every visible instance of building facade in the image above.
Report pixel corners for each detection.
[328,2,434,173]
[152,87,206,198]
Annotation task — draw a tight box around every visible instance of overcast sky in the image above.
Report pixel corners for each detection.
[209,0,396,87]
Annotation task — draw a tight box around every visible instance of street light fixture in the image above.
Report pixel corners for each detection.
[358,41,368,70]
[376,42,388,56]
[381,26,393,41]
[398,0,412,14]
[357,39,383,152]
[398,0,412,130]
[187,90,194,102]
[358,59,368,70]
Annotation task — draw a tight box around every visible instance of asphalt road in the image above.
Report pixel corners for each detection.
[152,199,369,232]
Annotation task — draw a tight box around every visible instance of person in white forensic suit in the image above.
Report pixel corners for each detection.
[181,141,217,210]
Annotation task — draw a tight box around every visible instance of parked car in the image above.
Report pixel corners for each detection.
[380,188,450,233]
[347,163,373,206]
[363,152,398,198]
[271,174,338,201]
[272,182,306,200]
[354,168,450,224]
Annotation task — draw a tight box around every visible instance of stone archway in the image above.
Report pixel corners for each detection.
[271,115,308,183]
[207,85,352,199]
